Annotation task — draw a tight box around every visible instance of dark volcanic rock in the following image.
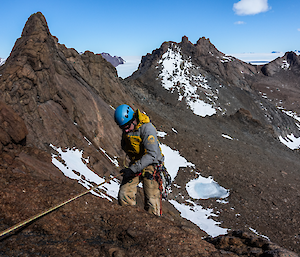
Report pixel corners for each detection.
[206,230,299,257]
[0,101,28,145]
[230,108,262,126]
[261,52,300,77]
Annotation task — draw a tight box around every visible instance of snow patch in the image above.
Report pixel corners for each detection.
[172,128,178,134]
[249,227,270,241]
[157,45,218,117]
[189,99,217,117]
[157,131,168,138]
[276,107,300,150]
[216,199,229,204]
[281,60,290,70]
[278,107,300,123]
[50,145,119,201]
[0,58,6,66]
[279,134,300,150]
[161,139,230,237]
[99,147,119,167]
[84,136,92,146]
[160,143,194,181]
[169,200,228,237]
[220,55,234,63]
[222,134,234,140]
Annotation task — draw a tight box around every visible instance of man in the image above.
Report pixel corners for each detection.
[114,104,164,216]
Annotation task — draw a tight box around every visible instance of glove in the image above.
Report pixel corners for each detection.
[120,168,134,180]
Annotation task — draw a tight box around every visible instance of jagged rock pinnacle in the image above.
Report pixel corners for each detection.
[21,12,51,38]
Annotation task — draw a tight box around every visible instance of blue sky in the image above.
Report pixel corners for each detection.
[0,0,299,59]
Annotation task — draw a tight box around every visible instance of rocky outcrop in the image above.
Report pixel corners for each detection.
[0,101,28,147]
[0,12,134,159]
[130,36,258,91]
[188,37,258,91]
[206,231,299,257]
[261,52,300,76]
[127,36,300,140]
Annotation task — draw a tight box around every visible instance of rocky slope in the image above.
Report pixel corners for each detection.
[0,12,299,256]
[124,36,300,254]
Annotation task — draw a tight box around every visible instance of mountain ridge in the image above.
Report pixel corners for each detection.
[127,36,300,140]
[123,35,300,253]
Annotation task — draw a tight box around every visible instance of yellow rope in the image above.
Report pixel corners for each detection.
[0,175,120,237]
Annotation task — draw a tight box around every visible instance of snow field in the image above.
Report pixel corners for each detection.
[169,200,227,237]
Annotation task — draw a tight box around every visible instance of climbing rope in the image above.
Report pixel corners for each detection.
[0,174,121,238]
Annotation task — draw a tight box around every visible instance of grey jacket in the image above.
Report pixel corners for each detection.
[122,122,164,173]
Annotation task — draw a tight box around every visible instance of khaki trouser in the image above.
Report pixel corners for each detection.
[118,165,161,216]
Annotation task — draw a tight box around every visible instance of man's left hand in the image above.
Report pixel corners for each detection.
[120,168,134,180]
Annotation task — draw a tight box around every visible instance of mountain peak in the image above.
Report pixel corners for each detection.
[181,35,190,44]
[21,12,50,38]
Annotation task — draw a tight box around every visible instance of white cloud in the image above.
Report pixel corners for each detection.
[234,21,245,25]
[233,0,270,15]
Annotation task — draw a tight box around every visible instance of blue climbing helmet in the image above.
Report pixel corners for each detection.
[114,104,135,127]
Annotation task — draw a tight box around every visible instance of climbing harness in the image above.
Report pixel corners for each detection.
[154,162,172,199]
[142,162,171,199]
[154,163,172,216]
